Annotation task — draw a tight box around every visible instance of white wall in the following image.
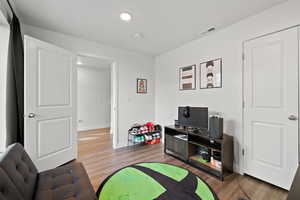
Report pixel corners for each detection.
[155,0,300,173]
[0,2,10,152]
[77,66,111,131]
[0,24,9,152]
[0,0,13,22]
[21,24,155,148]
[0,0,23,152]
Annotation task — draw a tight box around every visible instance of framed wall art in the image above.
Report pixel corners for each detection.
[200,58,222,89]
[137,78,147,94]
[179,65,196,90]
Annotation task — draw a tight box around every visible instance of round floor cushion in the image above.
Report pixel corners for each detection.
[96,162,219,200]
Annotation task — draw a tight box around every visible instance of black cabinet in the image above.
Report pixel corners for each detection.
[165,134,188,161]
[164,125,233,180]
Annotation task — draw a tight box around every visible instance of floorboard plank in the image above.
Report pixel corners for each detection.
[78,129,288,200]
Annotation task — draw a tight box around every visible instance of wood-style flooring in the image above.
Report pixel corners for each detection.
[78,128,288,200]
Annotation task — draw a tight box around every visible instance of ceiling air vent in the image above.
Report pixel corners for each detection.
[207,27,216,32]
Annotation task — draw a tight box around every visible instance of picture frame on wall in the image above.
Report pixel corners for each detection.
[200,58,222,89]
[137,78,147,94]
[179,65,196,90]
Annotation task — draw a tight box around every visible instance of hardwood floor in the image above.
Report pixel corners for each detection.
[78,129,288,200]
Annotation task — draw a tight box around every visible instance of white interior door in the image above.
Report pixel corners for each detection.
[24,36,77,172]
[244,27,299,190]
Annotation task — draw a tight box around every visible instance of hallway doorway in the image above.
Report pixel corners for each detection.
[76,55,118,149]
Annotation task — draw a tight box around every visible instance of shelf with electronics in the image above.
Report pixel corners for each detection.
[128,122,162,146]
[164,107,234,180]
[165,125,233,180]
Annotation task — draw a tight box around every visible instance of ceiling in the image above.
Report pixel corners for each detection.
[14,0,287,55]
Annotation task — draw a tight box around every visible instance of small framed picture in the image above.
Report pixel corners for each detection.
[137,78,147,94]
[200,58,222,89]
[179,65,196,90]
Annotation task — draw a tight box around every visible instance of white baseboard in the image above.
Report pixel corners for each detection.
[115,141,128,149]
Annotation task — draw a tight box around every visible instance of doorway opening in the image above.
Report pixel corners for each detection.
[76,55,118,153]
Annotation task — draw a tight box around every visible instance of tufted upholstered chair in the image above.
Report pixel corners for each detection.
[0,143,97,200]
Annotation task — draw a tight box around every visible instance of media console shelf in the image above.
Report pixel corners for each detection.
[164,125,233,180]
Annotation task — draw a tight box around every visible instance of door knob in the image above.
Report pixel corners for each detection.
[288,115,298,121]
[28,113,36,118]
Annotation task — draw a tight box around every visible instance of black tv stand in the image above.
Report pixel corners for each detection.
[164,125,233,180]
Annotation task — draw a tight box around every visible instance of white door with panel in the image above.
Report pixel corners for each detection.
[244,27,299,190]
[24,36,77,172]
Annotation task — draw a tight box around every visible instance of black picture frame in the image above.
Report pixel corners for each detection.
[200,58,222,89]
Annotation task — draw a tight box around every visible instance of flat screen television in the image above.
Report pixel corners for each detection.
[178,107,208,129]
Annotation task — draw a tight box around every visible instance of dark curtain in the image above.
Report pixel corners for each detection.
[6,1,24,146]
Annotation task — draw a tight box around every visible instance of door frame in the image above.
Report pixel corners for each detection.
[76,54,119,149]
[242,25,300,175]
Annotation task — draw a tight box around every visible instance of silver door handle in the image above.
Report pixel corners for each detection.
[288,115,298,121]
[28,113,36,118]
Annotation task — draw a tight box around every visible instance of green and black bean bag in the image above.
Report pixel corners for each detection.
[97,162,219,200]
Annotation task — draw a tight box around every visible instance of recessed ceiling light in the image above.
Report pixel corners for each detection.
[76,57,83,65]
[133,33,144,39]
[120,12,132,22]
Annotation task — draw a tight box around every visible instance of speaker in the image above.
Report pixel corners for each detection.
[183,106,190,118]
[209,116,223,139]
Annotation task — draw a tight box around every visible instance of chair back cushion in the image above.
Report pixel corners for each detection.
[0,143,38,200]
